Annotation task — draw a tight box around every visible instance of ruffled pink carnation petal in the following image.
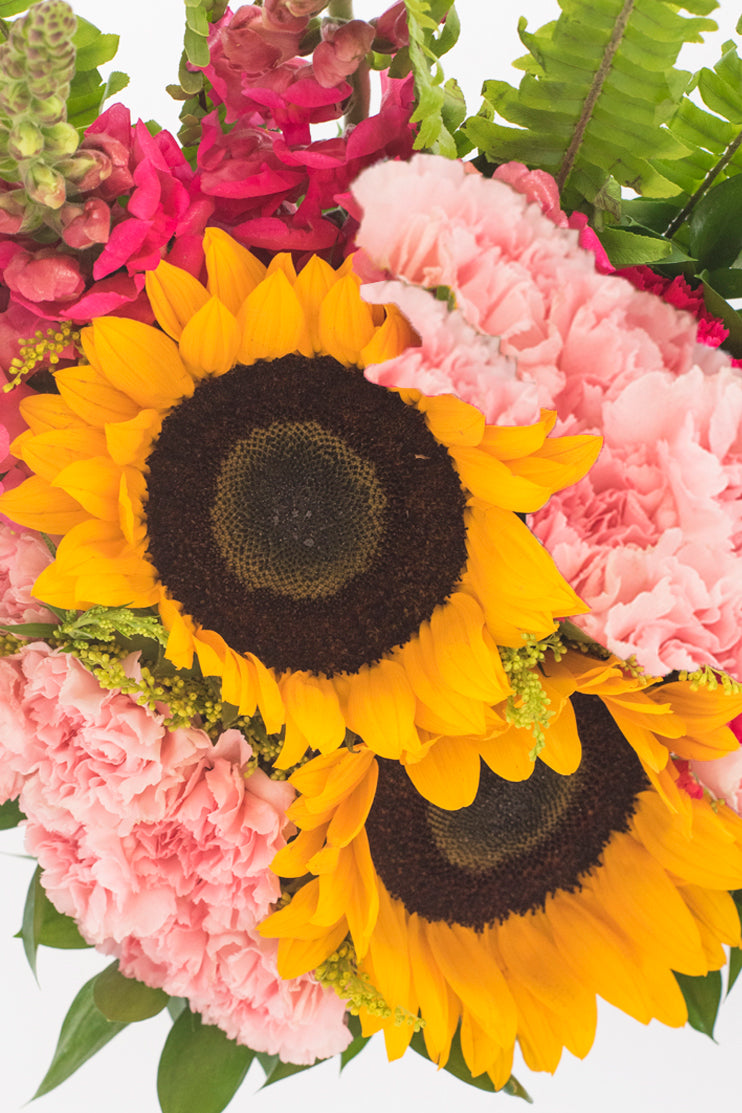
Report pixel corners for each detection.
[0,523,56,625]
[353,155,742,678]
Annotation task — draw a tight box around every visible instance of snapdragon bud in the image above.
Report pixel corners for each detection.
[23,160,66,208]
[8,120,44,160]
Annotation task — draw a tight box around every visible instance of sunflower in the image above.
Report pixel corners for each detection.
[1,229,599,765]
[260,669,742,1085]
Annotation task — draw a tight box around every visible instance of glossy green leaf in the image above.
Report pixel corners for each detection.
[699,276,742,358]
[104,71,130,101]
[33,975,128,1098]
[157,1009,253,1113]
[0,797,24,829]
[599,227,675,266]
[689,173,742,269]
[675,969,722,1039]
[93,962,169,1023]
[19,864,45,978]
[37,893,89,950]
[167,997,188,1022]
[184,24,210,68]
[728,947,742,995]
[260,1058,316,1088]
[0,1,30,15]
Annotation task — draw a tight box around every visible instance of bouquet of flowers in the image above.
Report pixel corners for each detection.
[3,0,742,1109]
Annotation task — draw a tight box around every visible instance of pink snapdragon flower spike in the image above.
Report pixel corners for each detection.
[196,3,414,257]
[352,154,742,679]
[0,643,350,1064]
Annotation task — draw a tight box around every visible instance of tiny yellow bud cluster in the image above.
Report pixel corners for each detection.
[314,940,422,1028]
[500,631,566,750]
[5,320,77,390]
[678,664,742,695]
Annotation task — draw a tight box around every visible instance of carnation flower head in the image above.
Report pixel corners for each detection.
[352,154,742,680]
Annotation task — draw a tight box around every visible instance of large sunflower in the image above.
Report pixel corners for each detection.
[0,229,599,766]
[260,664,742,1085]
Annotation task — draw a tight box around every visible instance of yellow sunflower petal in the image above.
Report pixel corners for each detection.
[344,659,421,759]
[145,260,209,340]
[19,392,84,434]
[633,791,742,889]
[237,269,304,364]
[271,825,330,879]
[452,446,552,511]
[277,671,347,770]
[294,255,337,356]
[179,296,241,377]
[203,227,266,315]
[84,317,194,410]
[417,393,485,448]
[506,433,602,492]
[14,426,107,483]
[0,475,87,534]
[55,363,141,426]
[105,409,162,469]
[404,737,481,810]
[428,922,517,1046]
[318,273,375,366]
[407,912,459,1067]
[52,456,124,521]
[359,305,418,368]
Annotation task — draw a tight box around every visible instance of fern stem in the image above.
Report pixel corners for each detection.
[664,129,742,239]
[555,0,635,193]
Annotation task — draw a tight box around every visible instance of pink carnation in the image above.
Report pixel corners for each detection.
[0,523,56,626]
[352,155,742,678]
[1,644,349,1063]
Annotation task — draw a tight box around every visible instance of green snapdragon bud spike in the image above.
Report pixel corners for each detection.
[0,2,105,214]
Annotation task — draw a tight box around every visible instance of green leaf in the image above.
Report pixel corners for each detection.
[340,1013,371,1071]
[184,24,210,68]
[728,947,742,995]
[0,797,24,829]
[675,969,722,1039]
[167,997,188,1022]
[260,1058,317,1088]
[20,864,45,979]
[34,974,128,1098]
[104,71,130,102]
[157,1009,253,1113]
[74,30,119,71]
[405,0,462,155]
[37,892,90,950]
[0,1,30,14]
[599,227,675,266]
[689,173,742,268]
[93,962,169,1023]
[699,276,742,358]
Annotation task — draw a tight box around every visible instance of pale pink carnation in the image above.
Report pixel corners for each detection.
[0,524,57,626]
[1,644,349,1063]
[352,155,742,678]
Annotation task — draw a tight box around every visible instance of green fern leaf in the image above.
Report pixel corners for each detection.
[463,0,718,213]
[405,0,462,156]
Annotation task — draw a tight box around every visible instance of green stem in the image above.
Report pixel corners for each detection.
[345,58,370,127]
[664,128,742,239]
[327,0,353,17]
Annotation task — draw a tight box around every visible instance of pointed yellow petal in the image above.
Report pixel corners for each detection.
[237,270,304,364]
[359,305,418,368]
[160,596,196,670]
[633,791,742,889]
[271,825,330,879]
[428,921,517,1046]
[407,912,459,1067]
[179,295,240,377]
[453,446,551,510]
[19,393,83,434]
[266,252,297,283]
[479,726,536,781]
[294,255,337,356]
[429,592,511,704]
[318,274,375,366]
[203,227,267,315]
[278,671,346,770]
[87,318,194,410]
[245,652,284,734]
[145,260,209,340]
[0,475,87,533]
[417,393,485,447]
[344,660,420,759]
[52,457,123,521]
[105,409,161,468]
[507,433,602,492]
[55,363,141,426]
[15,427,107,483]
[405,737,481,809]
[538,699,581,776]
[326,761,378,847]
[276,923,349,980]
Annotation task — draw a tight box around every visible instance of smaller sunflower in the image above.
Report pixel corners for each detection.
[0,229,600,767]
[260,665,742,1085]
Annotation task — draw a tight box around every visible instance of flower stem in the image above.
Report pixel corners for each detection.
[328,0,353,18]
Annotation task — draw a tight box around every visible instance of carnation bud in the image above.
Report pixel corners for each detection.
[7,120,44,160]
[23,160,66,208]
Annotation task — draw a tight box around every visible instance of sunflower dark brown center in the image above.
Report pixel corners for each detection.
[144,354,467,675]
[365,692,650,929]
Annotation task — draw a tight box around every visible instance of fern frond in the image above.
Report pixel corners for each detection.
[404,0,465,157]
[463,0,718,212]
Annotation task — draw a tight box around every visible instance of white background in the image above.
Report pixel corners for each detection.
[4,1,742,1111]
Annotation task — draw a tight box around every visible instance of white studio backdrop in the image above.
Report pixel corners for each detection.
[4,0,742,1110]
